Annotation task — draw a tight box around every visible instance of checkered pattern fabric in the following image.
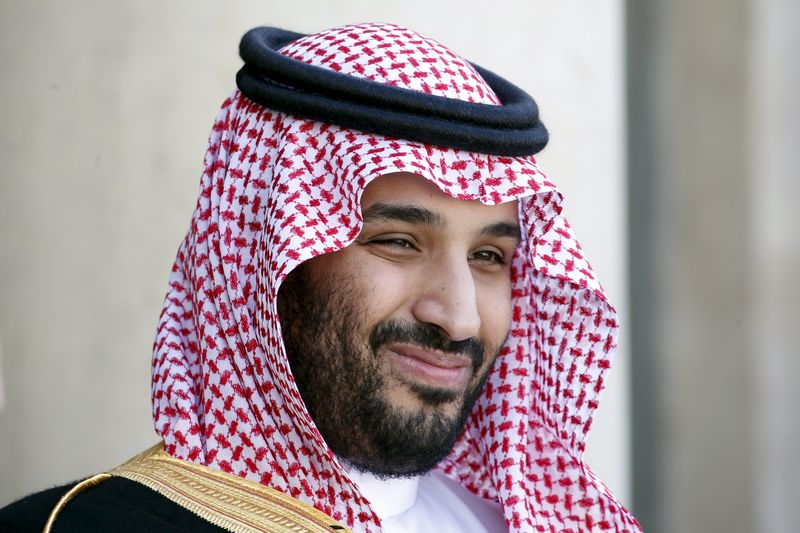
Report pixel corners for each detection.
[151,23,641,532]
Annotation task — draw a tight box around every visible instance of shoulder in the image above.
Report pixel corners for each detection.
[0,476,226,532]
[0,482,69,532]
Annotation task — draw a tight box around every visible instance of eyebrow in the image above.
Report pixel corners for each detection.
[362,202,444,227]
[480,221,521,241]
[362,201,521,241]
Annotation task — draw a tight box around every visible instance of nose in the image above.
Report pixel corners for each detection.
[410,254,481,341]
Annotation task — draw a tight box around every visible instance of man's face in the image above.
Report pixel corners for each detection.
[277,172,520,477]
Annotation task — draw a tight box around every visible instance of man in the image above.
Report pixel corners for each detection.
[0,23,640,532]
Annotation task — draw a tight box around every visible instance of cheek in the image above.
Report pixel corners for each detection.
[477,279,514,348]
[316,253,417,326]
[357,262,419,322]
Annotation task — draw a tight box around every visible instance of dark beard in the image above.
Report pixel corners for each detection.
[277,264,497,478]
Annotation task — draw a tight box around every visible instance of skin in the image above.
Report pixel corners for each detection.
[278,172,520,476]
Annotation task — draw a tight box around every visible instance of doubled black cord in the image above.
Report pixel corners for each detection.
[236,27,548,156]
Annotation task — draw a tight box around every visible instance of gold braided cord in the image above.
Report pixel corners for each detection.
[43,443,350,533]
[43,473,112,533]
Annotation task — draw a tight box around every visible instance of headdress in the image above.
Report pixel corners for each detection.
[152,23,641,532]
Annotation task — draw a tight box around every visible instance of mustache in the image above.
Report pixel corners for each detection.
[368,321,486,370]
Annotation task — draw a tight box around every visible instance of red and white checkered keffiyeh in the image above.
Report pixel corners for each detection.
[152,23,641,532]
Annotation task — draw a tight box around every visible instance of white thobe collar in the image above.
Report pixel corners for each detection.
[345,467,419,519]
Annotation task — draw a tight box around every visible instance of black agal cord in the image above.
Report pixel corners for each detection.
[236,27,548,156]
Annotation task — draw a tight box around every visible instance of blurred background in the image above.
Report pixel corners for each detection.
[0,1,796,532]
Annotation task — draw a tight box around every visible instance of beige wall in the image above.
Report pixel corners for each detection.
[750,1,800,531]
[0,1,630,507]
[628,0,800,531]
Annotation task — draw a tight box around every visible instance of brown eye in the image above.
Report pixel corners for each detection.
[373,238,414,249]
[470,249,505,265]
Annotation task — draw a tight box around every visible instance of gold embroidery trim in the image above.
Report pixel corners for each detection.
[44,443,351,533]
[110,443,351,533]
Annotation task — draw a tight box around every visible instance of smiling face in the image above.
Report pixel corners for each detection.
[277,172,520,476]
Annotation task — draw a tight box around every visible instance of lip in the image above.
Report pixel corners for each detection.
[384,342,472,389]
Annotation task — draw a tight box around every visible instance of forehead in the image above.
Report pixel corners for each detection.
[360,173,519,225]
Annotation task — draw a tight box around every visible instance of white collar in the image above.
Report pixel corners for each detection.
[345,468,420,519]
